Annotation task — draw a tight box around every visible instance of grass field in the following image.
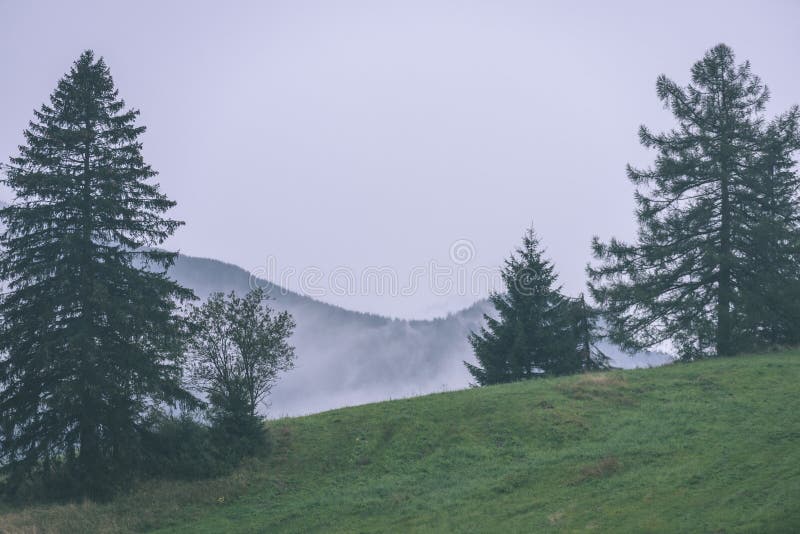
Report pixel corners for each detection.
[1,351,799,533]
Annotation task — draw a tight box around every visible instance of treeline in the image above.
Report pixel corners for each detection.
[467,44,800,383]
[0,52,295,500]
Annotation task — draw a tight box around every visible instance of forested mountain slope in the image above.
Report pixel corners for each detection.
[168,254,671,416]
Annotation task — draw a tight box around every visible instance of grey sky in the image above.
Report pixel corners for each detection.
[2,0,798,318]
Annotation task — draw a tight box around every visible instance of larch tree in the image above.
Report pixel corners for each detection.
[588,44,800,360]
[0,51,196,496]
[738,109,800,349]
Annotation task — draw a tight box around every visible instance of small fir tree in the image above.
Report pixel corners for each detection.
[465,227,604,386]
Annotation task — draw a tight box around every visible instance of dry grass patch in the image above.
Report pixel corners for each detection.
[0,457,275,534]
[548,510,565,524]
[0,501,122,534]
[573,456,621,484]
[557,372,635,405]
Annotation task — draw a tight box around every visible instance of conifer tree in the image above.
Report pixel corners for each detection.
[465,228,604,386]
[0,51,195,496]
[559,294,609,374]
[738,109,800,348]
[588,44,800,360]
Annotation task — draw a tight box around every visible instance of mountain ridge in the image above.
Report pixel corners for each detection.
[168,253,672,416]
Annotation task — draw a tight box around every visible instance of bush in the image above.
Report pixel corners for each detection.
[1,411,272,503]
[142,409,272,481]
[141,414,226,480]
[208,389,272,464]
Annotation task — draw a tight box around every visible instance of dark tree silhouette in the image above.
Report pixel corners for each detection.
[466,227,606,386]
[589,44,800,360]
[0,51,196,496]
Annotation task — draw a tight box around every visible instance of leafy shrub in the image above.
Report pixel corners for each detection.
[141,414,225,480]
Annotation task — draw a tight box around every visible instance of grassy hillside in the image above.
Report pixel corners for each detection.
[2,351,799,533]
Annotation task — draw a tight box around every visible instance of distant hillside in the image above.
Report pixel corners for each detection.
[168,254,672,416]
[4,351,798,532]
[168,254,493,416]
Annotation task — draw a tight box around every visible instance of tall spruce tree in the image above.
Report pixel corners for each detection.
[588,44,800,360]
[0,51,195,496]
[465,227,605,386]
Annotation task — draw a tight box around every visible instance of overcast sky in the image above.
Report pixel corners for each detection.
[1,1,799,318]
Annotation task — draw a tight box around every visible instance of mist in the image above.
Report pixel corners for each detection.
[169,254,672,417]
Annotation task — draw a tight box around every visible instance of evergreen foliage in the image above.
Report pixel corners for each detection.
[465,227,607,386]
[0,51,196,497]
[738,110,800,349]
[589,44,800,360]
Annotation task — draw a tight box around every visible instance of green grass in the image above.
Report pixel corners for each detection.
[2,351,799,533]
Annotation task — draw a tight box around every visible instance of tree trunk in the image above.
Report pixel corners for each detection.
[718,171,733,356]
